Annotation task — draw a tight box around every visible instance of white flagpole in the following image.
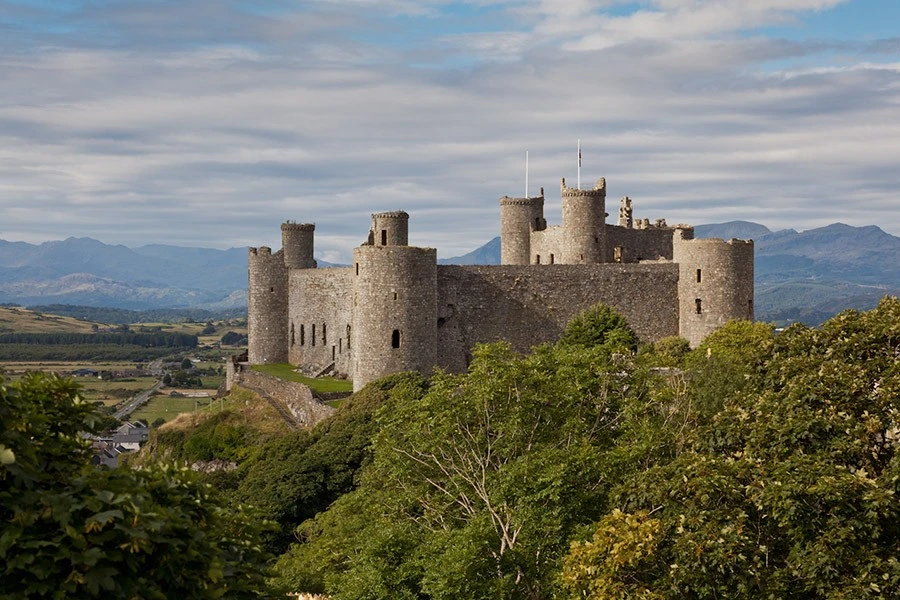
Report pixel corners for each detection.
[577,139,581,190]
[525,150,529,198]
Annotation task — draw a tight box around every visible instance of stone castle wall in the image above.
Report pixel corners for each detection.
[231,365,335,426]
[435,263,679,372]
[673,234,755,346]
[287,267,354,377]
[605,224,680,263]
[247,247,288,364]
[352,245,438,390]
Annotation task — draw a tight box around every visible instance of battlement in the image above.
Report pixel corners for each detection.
[561,177,606,197]
[281,222,315,232]
[373,211,409,220]
[249,246,272,257]
[500,194,544,207]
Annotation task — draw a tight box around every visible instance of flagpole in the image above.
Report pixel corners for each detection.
[577,139,581,190]
[525,150,529,198]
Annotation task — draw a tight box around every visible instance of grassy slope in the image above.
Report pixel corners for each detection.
[0,306,104,334]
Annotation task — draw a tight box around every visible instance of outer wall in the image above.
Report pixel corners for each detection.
[605,225,679,263]
[247,248,288,364]
[352,246,437,391]
[674,237,755,347]
[435,263,680,372]
[287,267,354,377]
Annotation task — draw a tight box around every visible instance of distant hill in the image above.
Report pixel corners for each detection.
[3,222,898,326]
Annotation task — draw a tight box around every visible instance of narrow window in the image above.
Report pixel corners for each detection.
[322,323,327,345]
[391,329,401,348]
[614,246,623,263]
[300,324,305,346]
[269,287,274,293]
[355,263,359,275]
[549,253,555,264]
[595,236,599,243]
[290,323,295,347]
[695,298,702,314]
[748,299,753,315]
[536,254,541,264]
[393,292,398,300]
[332,346,336,361]
[381,229,387,246]
[580,254,584,261]
[311,324,316,346]
[347,324,351,349]
[696,269,702,283]
[339,338,342,353]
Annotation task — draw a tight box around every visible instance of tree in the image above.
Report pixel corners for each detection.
[0,372,275,598]
[557,303,638,354]
[282,342,636,598]
[562,297,900,599]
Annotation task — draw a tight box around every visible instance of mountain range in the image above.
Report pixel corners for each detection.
[1,222,898,325]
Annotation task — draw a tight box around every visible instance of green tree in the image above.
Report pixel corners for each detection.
[0,372,275,599]
[562,297,900,599]
[558,303,638,354]
[282,342,636,599]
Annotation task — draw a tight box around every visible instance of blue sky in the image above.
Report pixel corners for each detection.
[1,0,898,261]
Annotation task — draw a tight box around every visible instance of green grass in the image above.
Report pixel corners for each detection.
[251,363,353,393]
[131,394,215,424]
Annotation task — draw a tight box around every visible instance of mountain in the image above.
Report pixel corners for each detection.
[439,237,501,265]
[693,221,774,240]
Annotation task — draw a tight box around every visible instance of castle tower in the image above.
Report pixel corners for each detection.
[561,177,606,264]
[352,214,437,391]
[499,192,544,265]
[247,246,288,364]
[281,222,317,269]
[673,228,755,347]
[371,211,409,247]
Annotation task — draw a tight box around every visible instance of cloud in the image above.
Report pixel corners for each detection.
[0,0,898,262]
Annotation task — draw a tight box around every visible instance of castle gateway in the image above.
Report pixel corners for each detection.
[248,177,754,391]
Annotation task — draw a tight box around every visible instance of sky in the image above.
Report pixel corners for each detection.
[1,0,899,263]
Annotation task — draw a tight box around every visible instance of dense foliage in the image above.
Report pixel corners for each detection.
[271,298,900,599]
[0,373,274,599]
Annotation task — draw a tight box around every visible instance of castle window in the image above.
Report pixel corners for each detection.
[270,287,274,293]
[339,338,342,353]
[312,324,316,346]
[696,269,702,283]
[391,329,401,349]
[332,346,336,361]
[347,324,351,349]
[695,298,703,314]
[355,263,359,276]
[536,254,541,264]
[614,247,623,263]
[322,323,327,345]
[748,299,753,315]
[549,254,554,265]
[393,292,398,301]
[381,230,387,246]
[290,323,295,347]
[300,324,305,346]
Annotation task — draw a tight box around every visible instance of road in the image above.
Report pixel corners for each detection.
[114,380,164,421]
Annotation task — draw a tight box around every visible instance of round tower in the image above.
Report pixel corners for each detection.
[372,211,409,247]
[281,222,317,269]
[499,193,544,265]
[247,246,289,364]
[673,229,755,347]
[351,244,437,391]
[561,177,606,264]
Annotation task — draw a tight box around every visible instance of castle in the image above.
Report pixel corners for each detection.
[247,176,754,391]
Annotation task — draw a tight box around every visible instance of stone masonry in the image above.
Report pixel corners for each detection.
[248,175,755,390]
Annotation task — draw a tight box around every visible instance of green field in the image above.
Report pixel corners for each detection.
[130,394,216,424]
[251,363,353,393]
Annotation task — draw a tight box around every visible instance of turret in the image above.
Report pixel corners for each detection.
[281,222,317,269]
[247,246,288,364]
[499,191,545,265]
[352,214,437,390]
[370,211,409,247]
[673,228,755,346]
[561,177,606,263]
